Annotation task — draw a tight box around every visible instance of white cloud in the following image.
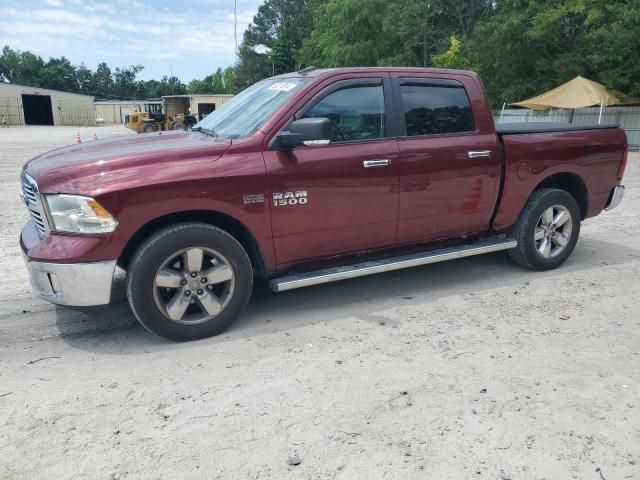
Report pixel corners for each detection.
[0,0,262,80]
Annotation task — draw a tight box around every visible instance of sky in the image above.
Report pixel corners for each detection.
[0,0,263,82]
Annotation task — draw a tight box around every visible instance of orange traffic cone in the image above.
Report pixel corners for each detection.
[76,132,82,144]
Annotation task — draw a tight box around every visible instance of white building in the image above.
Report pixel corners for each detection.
[162,94,234,121]
[0,83,95,126]
[95,100,163,124]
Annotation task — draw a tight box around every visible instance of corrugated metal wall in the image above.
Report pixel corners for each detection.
[0,83,95,126]
[494,106,640,147]
[95,102,163,124]
[56,100,96,126]
[0,97,22,125]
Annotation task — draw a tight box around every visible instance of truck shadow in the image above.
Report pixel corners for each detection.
[55,236,640,353]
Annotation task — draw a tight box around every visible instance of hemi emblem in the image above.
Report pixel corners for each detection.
[243,194,265,204]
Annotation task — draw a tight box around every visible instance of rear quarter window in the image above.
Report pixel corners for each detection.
[400,84,475,136]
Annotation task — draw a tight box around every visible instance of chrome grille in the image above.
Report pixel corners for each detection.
[21,172,38,205]
[20,171,48,236]
[29,207,47,233]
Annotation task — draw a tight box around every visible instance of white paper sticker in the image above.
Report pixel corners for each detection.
[268,82,298,92]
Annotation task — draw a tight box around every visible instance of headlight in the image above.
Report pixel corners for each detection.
[43,194,118,234]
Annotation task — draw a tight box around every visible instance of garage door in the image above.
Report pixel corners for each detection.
[22,94,54,125]
[120,107,132,124]
[197,103,216,120]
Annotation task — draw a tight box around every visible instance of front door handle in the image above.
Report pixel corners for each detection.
[468,150,492,159]
[363,159,391,168]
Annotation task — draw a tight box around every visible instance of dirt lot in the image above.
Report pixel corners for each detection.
[0,126,638,480]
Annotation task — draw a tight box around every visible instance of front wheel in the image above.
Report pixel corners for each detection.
[140,123,155,134]
[508,188,581,271]
[126,223,253,341]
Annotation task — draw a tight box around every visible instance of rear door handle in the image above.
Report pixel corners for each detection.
[468,150,492,159]
[363,159,391,168]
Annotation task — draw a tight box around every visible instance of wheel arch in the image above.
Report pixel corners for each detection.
[533,172,588,219]
[118,210,268,278]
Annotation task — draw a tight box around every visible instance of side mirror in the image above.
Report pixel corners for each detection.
[273,118,331,150]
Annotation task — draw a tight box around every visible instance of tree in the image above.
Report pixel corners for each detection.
[158,75,187,96]
[0,44,222,99]
[300,0,388,67]
[40,57,77,92]
[187,78,211,94]
[89,62,114,97]
[0,46,20,83]
[113,65,144,98]
[470,0,640,105]
[431,36,471,70]
[212,67,225,93]
[222,66,237,94]
[0,46,46,86]
[300,0,491,68]
[235,43,273,89]
[235,0,320,88]
[74,64,93,95]
[582,1,640,97]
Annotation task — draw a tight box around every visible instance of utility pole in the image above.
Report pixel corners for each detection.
[423,3,428,67]
[234,0,238,64]
[170,64,174,95]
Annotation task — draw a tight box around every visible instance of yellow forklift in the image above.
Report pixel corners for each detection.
[125,110,196,134]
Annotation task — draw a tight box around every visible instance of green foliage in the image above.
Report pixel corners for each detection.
[470,0,640,105]
[300,0,492,67]
[431,36,471,70]
[298,0,638,106]
[3,0,638,105]
[187,79,211,94]
[0,45,220,99]
[89,62,114,96]
[300,0,388,67]
[222,67,236,93]
[187,67,238,94]
[235,0,319,89]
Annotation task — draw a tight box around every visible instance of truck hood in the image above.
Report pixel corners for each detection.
[25,130,232,194]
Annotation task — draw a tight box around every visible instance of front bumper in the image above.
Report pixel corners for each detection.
[21,221,117,306]
[23,255,116,306]
[605,185,625,211]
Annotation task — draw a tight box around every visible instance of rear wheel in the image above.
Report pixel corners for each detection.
[126,222,253,341]
[508,188,581,271]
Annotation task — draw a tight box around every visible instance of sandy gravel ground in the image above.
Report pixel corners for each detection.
[0,126,638,480]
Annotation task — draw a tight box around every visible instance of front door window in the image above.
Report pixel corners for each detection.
[303,85,386,142]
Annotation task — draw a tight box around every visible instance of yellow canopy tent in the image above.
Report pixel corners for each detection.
[509,75,638,123]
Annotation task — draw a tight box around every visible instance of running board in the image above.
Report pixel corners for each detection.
[269,237,517,292]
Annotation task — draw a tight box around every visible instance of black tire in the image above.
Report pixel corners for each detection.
[126,222,253,341]
[508,188,581,271]
[141,123,155,134]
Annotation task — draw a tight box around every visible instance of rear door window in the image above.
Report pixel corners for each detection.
[399,83,475,136]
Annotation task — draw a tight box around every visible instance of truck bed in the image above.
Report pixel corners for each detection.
[492,124,627,232]
[497,122,619,135]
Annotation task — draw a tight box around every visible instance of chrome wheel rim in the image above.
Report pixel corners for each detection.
[534,205,573,259]
[152,247,235,325]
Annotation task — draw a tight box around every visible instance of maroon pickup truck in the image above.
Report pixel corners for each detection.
[20,67,627,340]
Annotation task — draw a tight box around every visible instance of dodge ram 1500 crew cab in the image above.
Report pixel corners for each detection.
[20,67,628,340]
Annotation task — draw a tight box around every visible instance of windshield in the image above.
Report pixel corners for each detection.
[193,78,310,139]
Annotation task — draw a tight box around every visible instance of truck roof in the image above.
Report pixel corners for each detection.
[272,66,480,80]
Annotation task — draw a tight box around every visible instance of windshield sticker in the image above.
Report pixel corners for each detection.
[268,82,298,92]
